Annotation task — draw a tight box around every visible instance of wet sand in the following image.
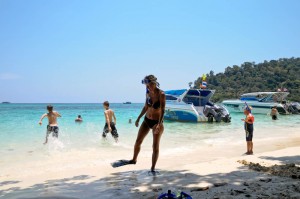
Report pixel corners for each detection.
[0,133,300,199]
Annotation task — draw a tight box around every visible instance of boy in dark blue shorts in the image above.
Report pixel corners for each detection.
[242,105,254,155]
[39,105,61,144]
[102,101,118,142]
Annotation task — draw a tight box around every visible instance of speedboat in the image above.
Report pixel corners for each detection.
[222,92,290,114]
[164,88,231,122]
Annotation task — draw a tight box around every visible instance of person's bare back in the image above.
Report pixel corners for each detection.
[39,111,61,126]
[48,111,60,125]
[102,101,118,142]
[39,105,61,144]
[104,109,114,123]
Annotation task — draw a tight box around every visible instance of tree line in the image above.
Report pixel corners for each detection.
[194,57,300,102]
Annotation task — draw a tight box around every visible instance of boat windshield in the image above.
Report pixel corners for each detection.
[259,93,289,102]
[240,92,289,102]
[182,89,214,106]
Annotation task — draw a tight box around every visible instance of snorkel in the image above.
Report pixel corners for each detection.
[244,102,252,113]
[142,77,152,96]
[142,75,160,101]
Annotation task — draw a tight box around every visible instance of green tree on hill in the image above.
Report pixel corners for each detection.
[194,57,300,102]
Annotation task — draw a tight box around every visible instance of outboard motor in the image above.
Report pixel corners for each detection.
[204,105,218,122]
[218,104,231,123]
[289,102,300,114]
[204,104,231,123]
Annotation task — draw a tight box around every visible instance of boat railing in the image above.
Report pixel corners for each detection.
[190,103,200,115]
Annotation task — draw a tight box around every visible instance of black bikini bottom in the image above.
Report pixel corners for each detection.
[144,117,159,129]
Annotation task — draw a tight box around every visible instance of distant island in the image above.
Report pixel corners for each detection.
[2,102,11,104]
[123,102,132,104]
[194,57,300,102]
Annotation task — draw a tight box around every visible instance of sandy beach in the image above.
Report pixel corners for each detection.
[1,127,300,199]
[1,0,300,198]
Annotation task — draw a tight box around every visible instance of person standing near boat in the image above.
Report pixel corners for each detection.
[128,75,166,174]
[241,104,254,155]
[270,106,279,120]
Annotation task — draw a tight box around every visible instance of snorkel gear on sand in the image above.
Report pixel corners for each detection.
[157,190,192,199]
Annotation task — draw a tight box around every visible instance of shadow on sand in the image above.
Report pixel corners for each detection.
[259,155,300,165]
[1,155,300,199]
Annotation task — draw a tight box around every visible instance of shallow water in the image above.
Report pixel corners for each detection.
[0,103,299,167]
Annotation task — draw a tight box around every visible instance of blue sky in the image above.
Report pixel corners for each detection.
[0,0,299,103]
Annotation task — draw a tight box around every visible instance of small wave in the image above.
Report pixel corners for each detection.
[47,137,65,152]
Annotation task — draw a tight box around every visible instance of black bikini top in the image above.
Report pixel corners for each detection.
[146,90,161,109]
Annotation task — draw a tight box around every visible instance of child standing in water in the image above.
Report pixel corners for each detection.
[241,104,254,155]
[39,105,61,144]
[102,101,119,142]
[270,106,279,120]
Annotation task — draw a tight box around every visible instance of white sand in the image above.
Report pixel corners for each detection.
[1,132,300,199]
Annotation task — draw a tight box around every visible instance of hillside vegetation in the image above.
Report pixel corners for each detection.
[194,57,300,102]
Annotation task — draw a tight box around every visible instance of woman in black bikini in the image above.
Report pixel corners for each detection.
[129,75,165,174]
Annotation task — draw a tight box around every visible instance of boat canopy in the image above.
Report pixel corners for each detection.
[184,89,214,106]
[186,89,213,97]
[165,88,215,106]
[165,89,187,96]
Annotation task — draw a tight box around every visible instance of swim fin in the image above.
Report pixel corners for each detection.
[111,159,136,168]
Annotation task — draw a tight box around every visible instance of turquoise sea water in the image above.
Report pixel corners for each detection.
[0,103,299,165]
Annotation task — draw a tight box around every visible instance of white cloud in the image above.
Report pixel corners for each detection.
[0,73,21,80]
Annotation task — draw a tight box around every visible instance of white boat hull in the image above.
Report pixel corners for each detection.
[164,103,208,122]
[222,100,288,114]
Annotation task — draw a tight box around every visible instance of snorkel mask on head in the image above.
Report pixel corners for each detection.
[141,78,151,84]
[244,102,252,113]
[141,75,160,88]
